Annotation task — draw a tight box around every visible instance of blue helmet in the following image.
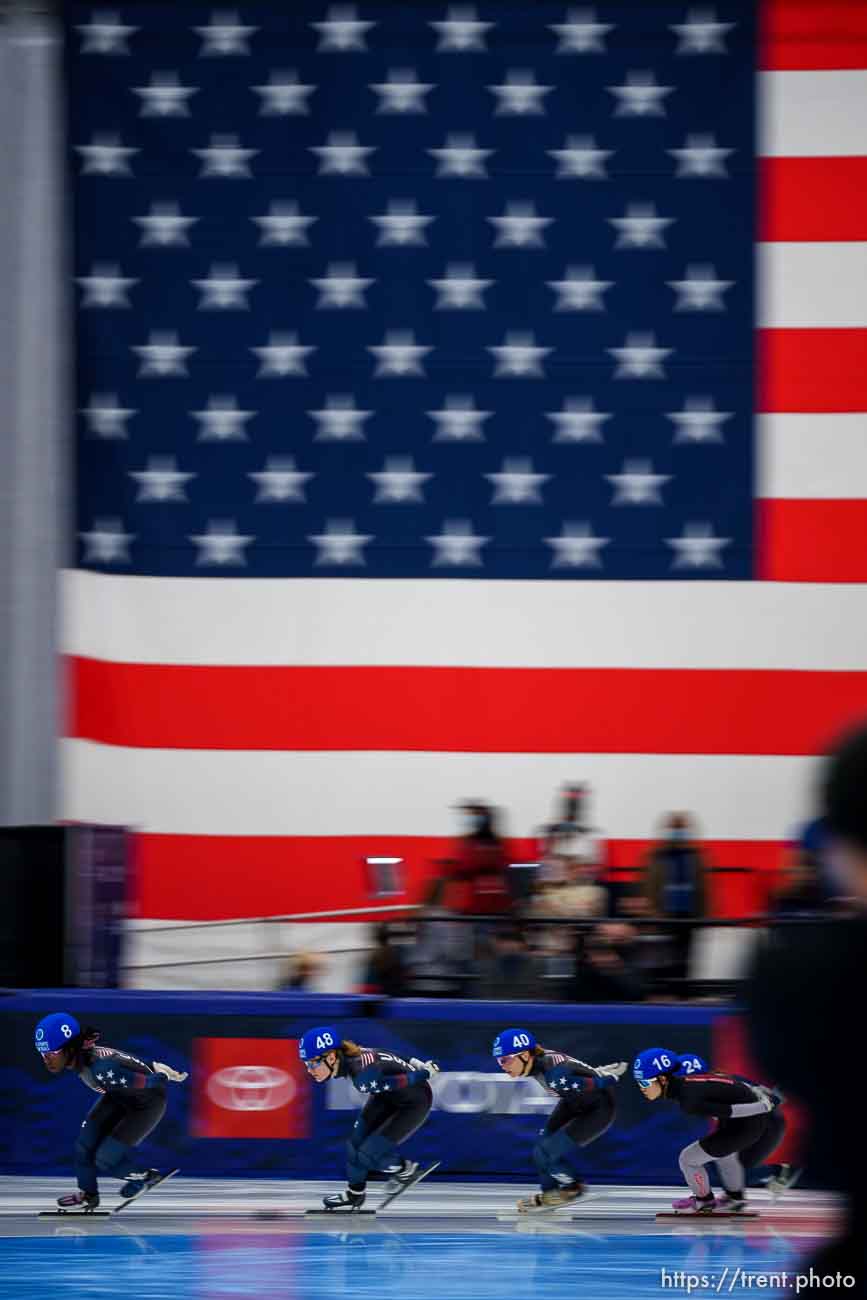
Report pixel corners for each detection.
[632,1047,680,1085]
[676,1053,709,1076]
[493,1027,536,1058]
[35,1013,80,1055]
[299,1026,341,1062]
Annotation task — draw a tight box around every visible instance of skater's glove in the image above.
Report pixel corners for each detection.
[409,1058,440,1074]
[595,1062,628,1080]
[153,1062,189,1084]
[743,1086,774,1118]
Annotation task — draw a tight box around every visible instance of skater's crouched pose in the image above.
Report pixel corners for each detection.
[35,1011,187,1211]
[493,1027,627,1214]
[632,1046,782,1214]
[299,1026,438,1212]
[674,1051,796,1197]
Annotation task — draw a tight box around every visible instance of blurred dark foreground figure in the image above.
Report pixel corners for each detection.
[747,724,867,1290]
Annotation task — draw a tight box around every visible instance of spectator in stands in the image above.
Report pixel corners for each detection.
[641,812,709,985]
[447,801,512,917]
[404,877,473,997]
[571,922,646,1003]
[642,813,708,918]
[614,887,673,986]
[776,816,838,907]
[537,782,602,883]
[359,924,407,998]
[769,850,832,917]
[279,951,324,991]
[474,926,543,1001]
[529,855,606,919]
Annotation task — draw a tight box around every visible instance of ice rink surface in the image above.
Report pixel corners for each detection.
[0,1178,841,1300]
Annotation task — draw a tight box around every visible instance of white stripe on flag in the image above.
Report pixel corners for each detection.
[759,242,867,328]
[760,69,867,157]
[61,570,867,671]
[759,414,867,498]
[60,739,817,842]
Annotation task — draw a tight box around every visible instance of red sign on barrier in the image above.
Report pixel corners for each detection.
[192,1037,309,1139]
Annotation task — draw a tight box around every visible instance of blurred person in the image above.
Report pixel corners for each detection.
[632,1048,780,1215]
[642,812,709,918]
[615,886,673,987]
[447,801,512,916]
[404,877,473,997]
[299,1026,439,1212]
[769,850,832,917]
[777,813,837,905]
[528,856,608,991]
[474,926,543,1001]
[748,722,867,1283]
[537,782,602,882]
[35,1011,187,1212]
[641,812,709,984]
[280,950,325,991]
[359,924,407,997]
[531,855,606,919]
[571,923,646,1003]
[491,1026,627,1214]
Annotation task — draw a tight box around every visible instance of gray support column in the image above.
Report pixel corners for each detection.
[0,4,70,823]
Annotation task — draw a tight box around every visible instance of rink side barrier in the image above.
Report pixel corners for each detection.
[2,991,796,1183]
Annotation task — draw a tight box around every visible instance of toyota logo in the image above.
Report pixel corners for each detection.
[207,1065,295,1112]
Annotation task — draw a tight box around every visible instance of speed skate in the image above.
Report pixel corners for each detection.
[306,1161,441,1217]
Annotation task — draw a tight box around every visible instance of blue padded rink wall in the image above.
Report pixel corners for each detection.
[0,1178,842,1300]
[0,992,842,1298]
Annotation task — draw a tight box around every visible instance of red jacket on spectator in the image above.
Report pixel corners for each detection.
[447,805,512,915]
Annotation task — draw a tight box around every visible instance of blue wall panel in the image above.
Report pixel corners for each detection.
[1,991,732,1184]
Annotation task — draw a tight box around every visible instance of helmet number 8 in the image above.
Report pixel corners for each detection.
[316,1032,334,1051]
[61,1024,73,1039]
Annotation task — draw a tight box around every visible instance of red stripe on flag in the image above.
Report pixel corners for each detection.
[760,158,867,241]
[758,499,867,581]
[133,833,788,920]
[757,329,867,412]
[134,833,475,919]
[67,657,864,755]
[760,0,867,69]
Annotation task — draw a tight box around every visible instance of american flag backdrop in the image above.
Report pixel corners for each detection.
[62,2,867,920]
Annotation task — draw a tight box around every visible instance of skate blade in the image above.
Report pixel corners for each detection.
[502,1191,596,1220]
[305,1208,376,1217]
[515,1200,572,1216]
[113,1168,179,1214]
[377,1160,440,1213]
[657,1211,759,1219]
[39,1210,111,1217]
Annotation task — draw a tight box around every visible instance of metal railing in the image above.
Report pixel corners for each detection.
[119,905,844,977]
